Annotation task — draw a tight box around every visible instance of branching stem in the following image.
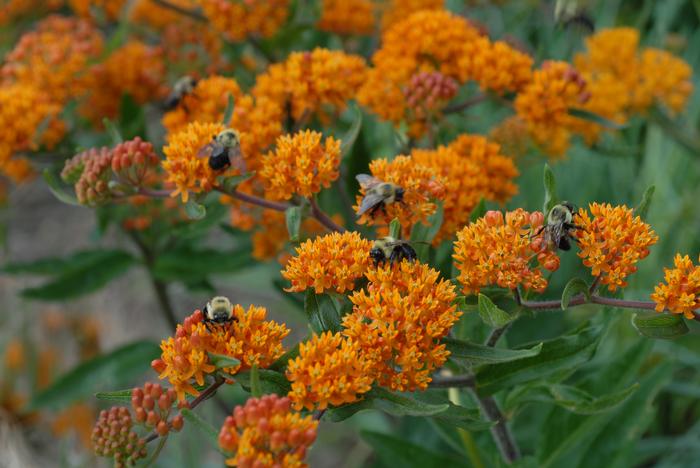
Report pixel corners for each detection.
[150,0,206,22]
[309,197,346,232]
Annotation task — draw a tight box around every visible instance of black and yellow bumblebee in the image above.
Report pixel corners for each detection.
[163,76,198,111]
[535,202,579,251]
[356,174,405,218]
[370,236,418,266]
[202,296,237,331]
[197,129,246,172]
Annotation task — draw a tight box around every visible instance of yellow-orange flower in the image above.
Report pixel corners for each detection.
[635,48,693,114]
[281,231,373,294]
[218,395,317,467]
[514,60,589,157]
[79,41,167,125]
[286,332,374,411]
[489,115,531,158]
[259,130,341,200]
[575,203,658,291]
[152,306,289,401]
[197,0,290,41]
[130,0,198,29]
[319,0,375,35]
[467,39,533,93]
[355,156,445,231]
[1,15,104,104]
[378,0,444,32]
[453,209,560,294]
[651,254,700,319]
[68,0,125,20]
[343,261,460,391]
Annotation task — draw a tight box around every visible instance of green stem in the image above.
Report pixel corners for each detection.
[143,435,168,467]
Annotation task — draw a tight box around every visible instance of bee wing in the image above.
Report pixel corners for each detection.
[357,192,386,215]
[356,174,381,188]
[197,142,215,159]
[228,147,246,172]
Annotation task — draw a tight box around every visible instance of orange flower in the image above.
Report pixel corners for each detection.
[575,203,658,291]
[259,130,341,200]
[514,60,589,157]
[635,48,693,114]
[651,254,700,319]
[130,0,198,29]
[198,0,290,41]
[281,231,374,294]
[318,0,375,35]
[403,71,459,136]
[4,339,25,371]
[355,156,445,232]
[286,332,374,411]
[68,0,125,21]
[152,306,289,401]
[378,0,444,31]
[218,394,318,467]
[467,39,533,93]
[343,261,460,391]
[453,209,560,294]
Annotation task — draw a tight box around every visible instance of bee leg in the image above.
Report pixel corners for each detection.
[531,225,546,238]
[389,247,401,265]
[369,204,381,218]
[403,244,418,262]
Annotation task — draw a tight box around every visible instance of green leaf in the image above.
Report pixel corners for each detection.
[269,343,300,372]
[222,93,235,126]
[325,388,449,422]
[388,218,402,239]
[29,341,159,410]
[477,293,515,327]
[634,185,655,220]
[340,105,363,158]
[648,106,700,154]
[304,290,344,334]
[475,325,602,395]
[43,168,80,206]
[469,198,486,223]
[184,200,206,220]
[548,383,639,415]
[568,108,625,129]
[207,353,241,370]
[102,118,123,145]
[21,250,137,300]
[152,246,252,282]
[410,202,443,260]
[543,163,557,215]
[218,172,256,193]
[180,408,219,447]
[444,337,543,366]
[361,430,469,468]
[632,312,689,339]
[285,206,302,242]
[118,94,145,140]
[236,369,291,395]
[561,277,590,310]
[249,365,262,397]
[3,249,126,275]
[95,389,133,403]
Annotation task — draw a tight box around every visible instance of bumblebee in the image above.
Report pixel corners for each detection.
[535,202,579,251]
[356,174,405,217]
[197,129,245,172]
[202,296,237,330]
[370,236,418,266]
[163,76,198,111]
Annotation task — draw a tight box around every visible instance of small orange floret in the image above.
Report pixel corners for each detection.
[281,231,373,294]
[575,203,658,291]
[260,130,341,200]
[218,394,317,467]
[454,209,559,294]
[199,0,291,42]
[343,261,460,392]
[318,0,375,36]
[286,332,374,411]
[651,254,700,320]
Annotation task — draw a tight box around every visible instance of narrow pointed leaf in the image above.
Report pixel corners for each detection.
[444,337,543,365]
[561,278,590,310]
[632,312,689,339]
[207,353,241,370]
[543,163,557,214]
[340,105,363,157]
[477,293,515,327]
[469,198,486,223]
[362,431,469,468]
[184,200,206,220]
[568,108,625,129]
[43,169,80,206]
[95,389,134,403]
[236,369,290,395]
[219,172,255,193]
[180,408,219,447]
[634,185,655,220]
[102,118,123,144]
[222,93,235,126]
[389,218,402,239]
[285,206,302,242]
[304,290,344,334]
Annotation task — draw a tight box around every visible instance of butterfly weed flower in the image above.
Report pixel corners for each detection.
[286,332,374,411]
[454,209,560,294]
[130,382,183,436]
[282,231,374,294]
[218,394,318,467]
[342,261,460,392]
[378,0,445,32]
[575,203,658,291]
[467,39,534,94]
[259,130,341,201]
[651,254,700,319]
[318,0,375,36]
[91,406,147,466]
[111,137,160,187]
[198,0,291,42]
[68,0,126,21]
[635,48,693,114]
[403,71,459,136]
[61,147,113,206]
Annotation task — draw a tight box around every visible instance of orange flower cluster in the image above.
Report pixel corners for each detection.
[453,209,560,294]
[62,147,112,205]
[0,82,66,183]
[489,115,531,159]
[282,231,374,294]
[343,261,461,391]
[259,130,341,200]
[91,407,147,465]
[355,155,445,230]
[651,254,700,319]
[0,0,62,25]
[1,15,103,104]
[379,0,444,31]
[130,0,198,29]
[575,203,658,291]
[111,137,160,187]
[318,0,375,35]
[636,49,693,113]
[79,41,167,124]
[159,20,228,75]
[218,395,317,467]
[254,48,368,123]
[130,383,184,437]
[286,332,374,410]
[411,134,519,243]
[197,0,290,42]
[403,71,459,136]
[68,0,125,21]
[514,60,589,157]
[468,39,534,94]
[152,306,289,401]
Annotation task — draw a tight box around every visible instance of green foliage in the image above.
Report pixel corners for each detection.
[444,337,543,366]
[632,312,690,339]
[477,293,516,327]
[303,290,346,334]
[180,408,220,448]
[561,278,590,309]
[285,206,302,241]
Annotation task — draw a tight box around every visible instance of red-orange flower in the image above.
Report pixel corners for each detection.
[318,0,375,35]
[343,261,460,391]
[651,254,700,319]
[198,0,291,42]
[286,332,374,411]
[575,203,658,291]
[453,209,560,294]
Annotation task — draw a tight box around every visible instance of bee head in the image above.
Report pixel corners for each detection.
[561,201,576,214]
[216,129,240,148]
[394,186,405,202]
[205,296,233,321]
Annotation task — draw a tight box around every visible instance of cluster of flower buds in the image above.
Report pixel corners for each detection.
[131,382,184,437]
[544,61,591,105]
[404,71,459,119]
[111,137,159,186]
[91,407,147,467]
